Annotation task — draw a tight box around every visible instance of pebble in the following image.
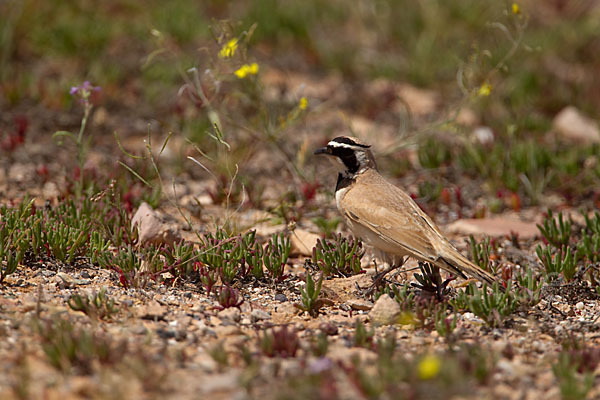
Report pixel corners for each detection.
[217,307,241,323]
[575,301,584,310]
[274,293,288,302]
[251,309,270,322]
[368,294,400,326]
[348,299,373,311]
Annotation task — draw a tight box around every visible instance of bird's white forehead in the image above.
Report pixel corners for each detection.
[328,141,358,149]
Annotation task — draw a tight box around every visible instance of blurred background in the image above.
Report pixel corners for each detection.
[1,0,599,215]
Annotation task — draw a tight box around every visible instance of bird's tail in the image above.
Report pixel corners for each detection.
[437,247,504,292]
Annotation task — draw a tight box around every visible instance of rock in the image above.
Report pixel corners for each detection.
[217,307,241,323]
[319,322,339,336]
[553,106,600,144]
[274,293,288,302]
[136,300,167,320]
[290,229,320,256]
[368,294,401,326]
[445,217,539,238]
[54,272,89,288]
[250,309,270,322]
[131,202,181,246]
[347,299,373,311]
[213,325,242,337]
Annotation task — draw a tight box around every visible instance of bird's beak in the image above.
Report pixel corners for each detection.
[313,146,330,155]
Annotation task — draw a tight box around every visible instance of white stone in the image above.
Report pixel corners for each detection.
[368,294,401,326]
[553,106,600,144]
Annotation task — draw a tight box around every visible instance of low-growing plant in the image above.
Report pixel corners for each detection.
[452,282,517,328]
[514,266,543,307]
[343,343,497,399]
[197,229,289,285]
[468,235,495,273]
[418,181,442,203]
[37,316,126,374]
[295,272,325,317]
[262,233,291,283]
[435,309,458,345]
[311,216,341,238]
[552,348,596,400]
[536,245,578,282]
[208,341,229,371]
[310,332,329,357]
[215,285,244,309]
[195,261,218,295]
[418,136,452,169]
[259,326,299,358]
[311,234,364,277]
[411,262,453,300]
[537,210,572,248]
[352,320,374,349]
[67,288,118,320]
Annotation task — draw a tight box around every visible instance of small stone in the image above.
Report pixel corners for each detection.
[274,293,288,302]
[290,229,320,256]
[54,272,89,288]
[446,216,539,238]
[319,322,339,336]
[217,307,241,323]
[368,294,401,326]
[137,300,167,320]
[131,202,182,247]
[348,299,373,311]
[251,309,271,322]
[156,328,176,339]
[553,106,600,144]
[575,301,584,310]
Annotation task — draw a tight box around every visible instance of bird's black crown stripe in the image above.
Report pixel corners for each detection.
[331,137,370,148]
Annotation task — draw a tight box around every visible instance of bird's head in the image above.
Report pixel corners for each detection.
[314,136,377,174]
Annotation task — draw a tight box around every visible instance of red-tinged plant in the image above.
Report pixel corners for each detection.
[259,326,299,358]
[509,192,521,211]
[455,187,463,208]
[36,164,49,181]
[215,285,244,309]
[301,181,319,202]
[441,187,452,205]
[196,261,217,295]
[501,265,513,282]
[1,115,28,153]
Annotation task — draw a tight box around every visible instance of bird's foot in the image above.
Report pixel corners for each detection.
[356,264,400,298]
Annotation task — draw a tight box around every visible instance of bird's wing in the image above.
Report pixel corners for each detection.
[341,176,440,262]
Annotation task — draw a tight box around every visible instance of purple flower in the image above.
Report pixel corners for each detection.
[70,81,101,98]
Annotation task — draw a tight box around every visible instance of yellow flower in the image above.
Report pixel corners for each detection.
[234,63,259,79]
[511,3,520,14]
[478,82,492,97]
[418,354,441,380]
[299,97,308,110]
[219,38,238,58]
[248,62,259,74]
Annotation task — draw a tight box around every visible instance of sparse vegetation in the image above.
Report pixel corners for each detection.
[1,1,600,398]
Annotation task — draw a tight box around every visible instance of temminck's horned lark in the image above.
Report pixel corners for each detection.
[314,136,498,289]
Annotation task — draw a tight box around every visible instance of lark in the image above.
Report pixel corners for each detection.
[314,136,498,290]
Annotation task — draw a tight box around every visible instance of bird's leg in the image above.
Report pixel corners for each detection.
[359,258,406,297]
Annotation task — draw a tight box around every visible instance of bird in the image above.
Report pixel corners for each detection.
[313,135,499,291]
